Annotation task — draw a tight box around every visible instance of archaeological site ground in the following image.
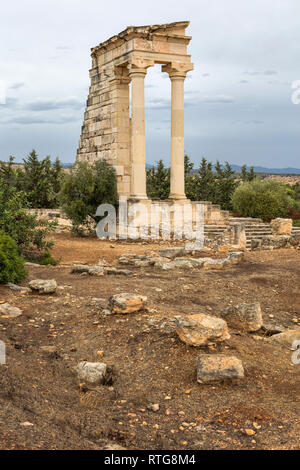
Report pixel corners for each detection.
[1,15,300,454]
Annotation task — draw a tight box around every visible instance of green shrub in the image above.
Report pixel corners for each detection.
[231,180,295,222]
[0,232,27,284]
[0,187,56,259]
[59,160,118,233]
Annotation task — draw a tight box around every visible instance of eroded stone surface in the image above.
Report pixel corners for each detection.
[270,218,293,236]
[29,279,57,294]
[0,303,22,318]
[108,293,147,314]
[221,302,263,332]
[175,314,230,346]
[197,354,244,384]
[76,362,107,385]
[268,329,300,347]
[158,247,186,259]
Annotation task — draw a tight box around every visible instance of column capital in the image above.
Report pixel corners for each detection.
[110,65,130,85]
[128,58,155,77]
[162,62,194,79]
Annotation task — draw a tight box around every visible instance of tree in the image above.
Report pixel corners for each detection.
[146,160,170,199]
[0,186,56,260]
[0,156,20,197]
[231,179,295,222]
[22,150,63,208]
[59,160,118,232]
[214,161,238,210]
[0,232,27,284]
[241,164,256,182]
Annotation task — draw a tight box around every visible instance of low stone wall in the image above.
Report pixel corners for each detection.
[251,233,300,251]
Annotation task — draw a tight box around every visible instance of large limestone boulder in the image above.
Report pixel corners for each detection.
[270,218,293,235]
[197,354,244,384]
[76,362,107,385]
[268,329,300,347]
[108,293,147,314]
[221,302,263,332]
[158,247,186,259]
[175,314,230,346]
[0,303,22,318]
[29,279,57,294]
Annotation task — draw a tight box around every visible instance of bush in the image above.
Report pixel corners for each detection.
[0,187,56,259]
[0,232,27,284]
[59,161,118,233]
[231,180,295,222]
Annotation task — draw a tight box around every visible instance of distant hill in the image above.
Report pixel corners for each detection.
[146,162,300,175]
[228,164,300,175]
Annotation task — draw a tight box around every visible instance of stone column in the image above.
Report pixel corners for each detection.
[162,63,193,201]
[128,60,153,200]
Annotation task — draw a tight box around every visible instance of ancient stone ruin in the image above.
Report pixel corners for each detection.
[77,21,193,201]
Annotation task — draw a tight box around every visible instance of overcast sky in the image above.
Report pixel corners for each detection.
[0,0,300,168]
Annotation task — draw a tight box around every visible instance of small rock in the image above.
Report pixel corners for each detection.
[40,346,57,354]
[20,421,34,427]
[88,266,105,276]
[203,259,225,270]
[98,258,109,266]
[104,268,132,276]
[221,302,263,332]
[101,309,112,316]
[197,354,244,384]
[29,279,57,294]
[108,293,147,314]
[175,314,230,346]
[76,361,107,385]
[268,329,300,347]
[225,252,244,265]
[148,403,160,412]
[0,303,22,318]
[4,283,31,293]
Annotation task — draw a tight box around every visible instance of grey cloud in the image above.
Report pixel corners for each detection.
[9,82,25,90]
[2,115,81,125]
[24,97,84,111]
[264,70,277,76]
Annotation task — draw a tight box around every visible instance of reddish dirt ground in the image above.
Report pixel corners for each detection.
[0,233,299,450]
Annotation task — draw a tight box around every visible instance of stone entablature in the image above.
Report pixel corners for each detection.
[76,22,193,199]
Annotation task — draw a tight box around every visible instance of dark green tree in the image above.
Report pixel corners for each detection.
[146,160,170,199]
[59,160,118,233]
